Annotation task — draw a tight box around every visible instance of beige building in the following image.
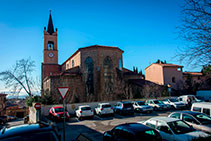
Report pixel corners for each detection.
[145,63,184,90]
[0,93,7,116]
[183,72,205,84]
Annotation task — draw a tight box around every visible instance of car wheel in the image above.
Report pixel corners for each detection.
[119,110,122,115]
[98,112,102,117]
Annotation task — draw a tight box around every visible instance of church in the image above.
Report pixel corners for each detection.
[41,13,149,103]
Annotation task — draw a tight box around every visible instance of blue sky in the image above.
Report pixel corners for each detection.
[0,0,201,94]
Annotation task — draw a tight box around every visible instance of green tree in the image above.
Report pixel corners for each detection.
[41,90,57,105]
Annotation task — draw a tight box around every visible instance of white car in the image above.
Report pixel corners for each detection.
[162,98,186,109]
[75,105,94,120]
[95,103,114,116]
[140,117,209,141]
[145,99,170,110]
[132,101,153,113]
[169,111,211,134]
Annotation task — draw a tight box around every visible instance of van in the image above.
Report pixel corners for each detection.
[178,95,202,105]
[196,90,211,102]
[191,102,211,117]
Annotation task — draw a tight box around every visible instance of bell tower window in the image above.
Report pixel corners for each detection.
[48,41,54,50]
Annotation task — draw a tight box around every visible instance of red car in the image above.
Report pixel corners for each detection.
[49,106,70,121]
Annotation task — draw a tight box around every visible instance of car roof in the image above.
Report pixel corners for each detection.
[0,123,54,139]
[149,116,180,122]
[192,102,211,107]
[116,123,153,133]
[119,101,132,104]
[173,111,202,116]
[99,103,111,105]
[179,95,195,97]
[135,101,145,102]
[52,106,63,109]
[79,105,91,108]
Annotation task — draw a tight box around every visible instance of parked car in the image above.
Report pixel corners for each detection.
[178,95,202,105]
[0,116,7,125]
[95,103,114,116]
[75,105,94,120]
[7,115,17,121]
[162,97,186,109]
[196,90,211,102]
[103,123,162,141]
[168,111,211,134]
[0,122,61,141]
[113,101,134,115]
[191,102,211,117]
[145,99,170,111]
[49,106,70,121]
[141,117,209,141]
[132,101,153,113]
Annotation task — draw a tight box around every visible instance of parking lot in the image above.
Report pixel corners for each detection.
[56,110,174,141]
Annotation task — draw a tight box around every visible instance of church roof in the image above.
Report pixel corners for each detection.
[47,12,54,35]
[145,63,183,70]
[62,45,124,66]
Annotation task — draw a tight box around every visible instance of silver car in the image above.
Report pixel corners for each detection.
[168,111,211,134]
[140,117,209,141]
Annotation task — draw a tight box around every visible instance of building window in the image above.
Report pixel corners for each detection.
[104,56,113,95]
[172,77,176,83]
[48,41,54,50]
[177,67,182,71]
[119,58,122,70]
[85,57,94,95]
[67,64,69,69]
[72,60,74,67]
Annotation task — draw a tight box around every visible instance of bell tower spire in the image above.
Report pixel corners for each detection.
[43,11,58,64]
[47,10,54,35]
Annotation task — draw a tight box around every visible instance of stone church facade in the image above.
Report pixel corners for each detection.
[42,13,147,103]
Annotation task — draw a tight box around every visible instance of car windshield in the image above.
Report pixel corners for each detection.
[123,103,133,108]
[81,107,91,110]
[194,113,211,125]
[169,99,179,102]
[154,100,163,104]
[55,108,64,113]
[136,129,162,141]
[137,101,146,105]
[167,120,195,134]
[102,104,111,108]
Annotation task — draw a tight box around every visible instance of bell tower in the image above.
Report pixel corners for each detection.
[42,11,60,81]
[43,11,58,64]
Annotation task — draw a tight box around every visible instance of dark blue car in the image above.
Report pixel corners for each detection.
[103,123,162,141]
[0,122,60,141]
[114,101,134,115]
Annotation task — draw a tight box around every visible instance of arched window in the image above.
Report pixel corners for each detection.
[72,60,74,67]
[104,56,113,95]
[48,41,54,50]
[119,58,122,70]
[85,57,94,95]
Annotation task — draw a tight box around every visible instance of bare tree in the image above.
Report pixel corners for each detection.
[177,0,211,66]
[0,58,35,97]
